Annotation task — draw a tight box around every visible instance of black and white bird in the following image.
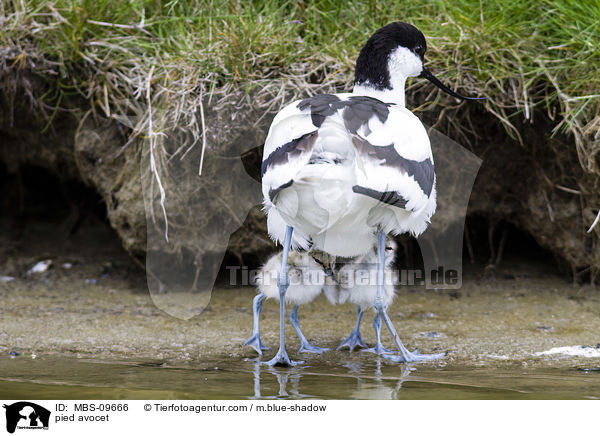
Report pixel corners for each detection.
[256,22,481,366]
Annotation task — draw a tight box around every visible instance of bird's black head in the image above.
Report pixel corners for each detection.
[354,22,483,101]
[354,22,427,91]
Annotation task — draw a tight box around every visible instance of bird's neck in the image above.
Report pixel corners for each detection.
[352,75,407,106]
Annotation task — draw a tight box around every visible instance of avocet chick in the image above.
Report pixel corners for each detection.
[337,240,397,353]
[245,251,333,356]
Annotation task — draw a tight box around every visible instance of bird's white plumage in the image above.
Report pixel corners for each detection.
[262,92,436,256]
[256,241,397,310]
[256,251,335,305]
[337,240,397,310]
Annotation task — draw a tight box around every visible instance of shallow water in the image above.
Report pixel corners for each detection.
[2,253,600,400]
[1,355,599,400]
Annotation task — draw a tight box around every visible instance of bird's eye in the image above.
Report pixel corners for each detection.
[414,45,425,56]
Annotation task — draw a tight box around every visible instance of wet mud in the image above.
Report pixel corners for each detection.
[1,266,599,399]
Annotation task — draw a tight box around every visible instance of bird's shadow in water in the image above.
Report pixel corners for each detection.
[245,357,416,399]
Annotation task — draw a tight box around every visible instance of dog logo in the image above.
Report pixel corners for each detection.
[3,402,50,433]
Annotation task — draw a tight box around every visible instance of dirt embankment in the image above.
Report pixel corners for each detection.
[0,68,598,281]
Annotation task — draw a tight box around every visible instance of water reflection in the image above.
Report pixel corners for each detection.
[246,357,417,400]
[1,355,594,400]
[247,359,309,399]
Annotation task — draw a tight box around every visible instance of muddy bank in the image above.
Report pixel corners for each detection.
[2,271,599,370]
[1,176,598,380]
[1,72,598,280]
[2,218,599,399]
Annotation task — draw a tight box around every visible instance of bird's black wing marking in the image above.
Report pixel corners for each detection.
[268,180,293,203]
[261,130,318,178]
[297,94,344,128]
[296,94,393,132]
[352,136,434,197]
[400,156,434,197]
[352,185,408,209]
[342,96,393,134]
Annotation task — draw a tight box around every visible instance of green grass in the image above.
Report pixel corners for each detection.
[1,0,599,171]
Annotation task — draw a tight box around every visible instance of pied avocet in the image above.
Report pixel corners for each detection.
[257,21,481,366]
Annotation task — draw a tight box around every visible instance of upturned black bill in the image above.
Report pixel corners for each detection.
[420,66,484,100]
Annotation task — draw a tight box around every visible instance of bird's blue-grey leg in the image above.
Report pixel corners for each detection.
[373,229,446,363]
[244,293,270,355]
[290,305,329,354]
[264,226,304,367]
[362,311,393,354]
[337,306,368,351]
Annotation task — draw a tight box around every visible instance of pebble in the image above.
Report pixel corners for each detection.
[535,346,600,358]
[416,331,444,338]
[27,260,53,274]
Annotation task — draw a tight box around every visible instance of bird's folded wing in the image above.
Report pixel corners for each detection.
[261,101,320,205]
[261,94,352,204]
[351,107,435,213]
